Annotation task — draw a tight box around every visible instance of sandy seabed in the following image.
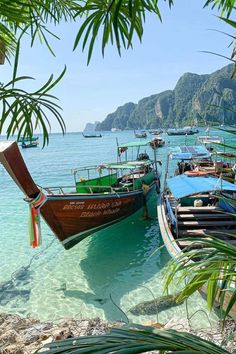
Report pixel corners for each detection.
[0,313,235,354]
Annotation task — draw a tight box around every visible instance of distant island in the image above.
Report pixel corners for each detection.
[83,121,100,132]
[95,64,236,131]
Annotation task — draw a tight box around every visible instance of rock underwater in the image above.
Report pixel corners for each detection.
[129,293,183,316]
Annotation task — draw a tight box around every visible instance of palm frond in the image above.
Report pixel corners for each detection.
[39,324,230,354]
[73,0,165,64]
[0,69,66,146]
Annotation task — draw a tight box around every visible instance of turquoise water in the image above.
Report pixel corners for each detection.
[0,129,233,326]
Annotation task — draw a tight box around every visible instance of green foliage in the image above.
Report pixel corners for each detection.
[0,69,66,147]
[96,102,136,131]
[73,0,167,64]
[204,0,236,17]
[38,323,230,354]
[0,0,78,59]
[164,234,236,323]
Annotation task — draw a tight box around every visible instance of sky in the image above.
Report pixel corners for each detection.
[1,0,234,133]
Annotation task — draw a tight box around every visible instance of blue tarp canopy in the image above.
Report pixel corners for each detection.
[170,145,210,160]
[167,175,236,199]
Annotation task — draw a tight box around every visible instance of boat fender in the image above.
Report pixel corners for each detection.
[194,199,203,207]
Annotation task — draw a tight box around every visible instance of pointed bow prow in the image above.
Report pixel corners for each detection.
[0,141,40,198]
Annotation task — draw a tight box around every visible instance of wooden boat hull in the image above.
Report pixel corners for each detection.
[41,184,156,249]
[0,141,159,250]
[157,193,236,320]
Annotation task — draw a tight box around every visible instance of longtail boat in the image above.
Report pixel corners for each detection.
[0,140,161,250]
[157,172,236,319]
[19,136,39,143]
[134,131,147,138]
[149,129,163,135]
[166,128,194,136]
[22,141,38,149]
[82,133,102,138]
[167,145,235,181]
[197,135,223,146]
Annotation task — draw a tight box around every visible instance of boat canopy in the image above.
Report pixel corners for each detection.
[169,145,210,160]
[118,139,153,148]
[197,136,222,144]
[105,161,152,170]
[167,174,236,199]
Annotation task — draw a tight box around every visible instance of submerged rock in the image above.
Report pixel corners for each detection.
[129,293,183,315]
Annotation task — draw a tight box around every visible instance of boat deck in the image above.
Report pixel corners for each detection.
[169,196,236,250]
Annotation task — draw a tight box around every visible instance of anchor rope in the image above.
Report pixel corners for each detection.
[29,191,47,248]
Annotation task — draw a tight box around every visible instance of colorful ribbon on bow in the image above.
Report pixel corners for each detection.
[28,191,46,248]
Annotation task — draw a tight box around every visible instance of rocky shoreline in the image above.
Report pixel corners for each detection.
[0,313,235,354]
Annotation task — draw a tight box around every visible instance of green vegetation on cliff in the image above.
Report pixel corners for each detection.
[96,64,236,131]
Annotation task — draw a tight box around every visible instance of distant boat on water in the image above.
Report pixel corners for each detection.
[167,127,197,136]
[134,130,147,138]
[149,129,163,135]
[22,141,38,149]
[19,136,39,143]
[82,133,102,138]
[183,126,199,134]
[167,128,191,136]
[111,128,121,132]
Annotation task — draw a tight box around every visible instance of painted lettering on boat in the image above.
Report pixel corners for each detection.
[103,207,120,215]
[62,200,124,212]
[63,204,85,210]
[81,211,102,217]
[87,200,122,210]
[80,207,121,218]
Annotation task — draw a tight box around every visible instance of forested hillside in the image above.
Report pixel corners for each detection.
[96,64,236,130]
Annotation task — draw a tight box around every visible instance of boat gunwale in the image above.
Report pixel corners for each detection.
[42,181,157,198]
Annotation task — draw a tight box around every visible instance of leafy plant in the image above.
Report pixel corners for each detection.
[165,234,236,324]
[38,323,231,354]
[0,70,66,147]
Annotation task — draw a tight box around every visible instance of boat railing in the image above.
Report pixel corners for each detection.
[76,184,131,194]
[41,184,131,195]
[42,186,76,195]
[72,165,101,174]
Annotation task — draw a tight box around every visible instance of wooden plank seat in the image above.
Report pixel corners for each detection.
[178,220,236,227]
[177,240,210,249]
[178,213,235,220]
[178,229,236,238]
[175,206,222,213]
[177,239,236,249]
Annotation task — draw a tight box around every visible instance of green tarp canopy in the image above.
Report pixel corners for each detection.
[105,161,151,170]
[118,139,152,148]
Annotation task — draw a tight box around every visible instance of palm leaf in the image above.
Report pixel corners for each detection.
[38,324,230,353]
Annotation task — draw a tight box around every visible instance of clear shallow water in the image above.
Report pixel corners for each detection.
[0,129,234,327]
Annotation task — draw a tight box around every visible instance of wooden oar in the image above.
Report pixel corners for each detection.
[0,141,40,198]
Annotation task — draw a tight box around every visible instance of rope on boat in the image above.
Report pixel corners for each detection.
[28,191,47,248]
[0,238,56,296]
